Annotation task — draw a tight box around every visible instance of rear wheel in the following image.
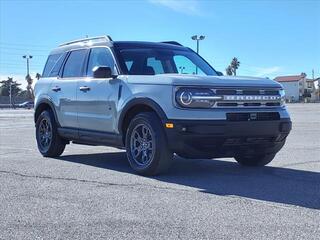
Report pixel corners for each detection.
[235,153,276,166]
[36,110,66,157]
[125,112,173,175]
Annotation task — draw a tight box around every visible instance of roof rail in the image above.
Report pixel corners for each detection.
[59,35,113,47]
[161,41,183,46]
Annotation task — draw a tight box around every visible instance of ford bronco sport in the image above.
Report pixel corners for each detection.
[34,36,292,175]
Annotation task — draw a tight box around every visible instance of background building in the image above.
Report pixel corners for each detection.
[274,73,318,102]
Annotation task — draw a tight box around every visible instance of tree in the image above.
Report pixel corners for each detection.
[26,74,34,100]
[226,65,233,76]
[35,73,41,80]
[230,57,240,76]
[0,77,22,97]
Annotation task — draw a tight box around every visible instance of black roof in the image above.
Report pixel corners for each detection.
[50,39,188,55]
[113,41,187,50]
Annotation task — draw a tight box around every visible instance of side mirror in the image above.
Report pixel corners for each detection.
[216,71,223,76]
[93,66,116,78]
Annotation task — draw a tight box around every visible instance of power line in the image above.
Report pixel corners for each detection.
[0,51,47,57]
[0,42,52,48]
[0,46,49,52]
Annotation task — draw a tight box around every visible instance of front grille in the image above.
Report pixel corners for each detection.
[226,112,280,121]
[212,88,282,108]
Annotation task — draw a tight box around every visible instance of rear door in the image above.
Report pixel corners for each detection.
[76,47,120,133]
[50,49,88,128]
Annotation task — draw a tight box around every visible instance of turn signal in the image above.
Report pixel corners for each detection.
[165,123,174,128]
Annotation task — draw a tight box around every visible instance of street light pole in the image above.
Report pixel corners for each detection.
[191,35,205,54]
[191,35,205,74]
[23,55,33,76]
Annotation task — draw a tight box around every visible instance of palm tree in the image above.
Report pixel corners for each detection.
[35,73,41,80]
[26,74,34,100]
[230,57,240,76]
[226,65,233,76]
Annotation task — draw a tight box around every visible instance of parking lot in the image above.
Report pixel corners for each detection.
[0,103,319,239]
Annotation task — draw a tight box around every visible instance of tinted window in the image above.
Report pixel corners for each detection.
[173,55,205,75]
[86,48,115,77]
[49,52,67,77]
[147,57,164,74]
[42,54,62,77]
[62,49,87,78]
[116,48,216,76]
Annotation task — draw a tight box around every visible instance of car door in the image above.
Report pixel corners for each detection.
[50,49,88,128]
[76,47,120,133]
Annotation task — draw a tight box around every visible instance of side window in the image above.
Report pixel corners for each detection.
[147,57,164,74]
[62,49,87,78]
[125,60,133,72]
[49,52,67,77]
[86,48,115,77]
[173,55,205,75]
[42,54,62,77]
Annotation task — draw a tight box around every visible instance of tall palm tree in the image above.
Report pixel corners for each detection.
[26,74,34,100]
[230,57,240,76]
[226,65,233,76]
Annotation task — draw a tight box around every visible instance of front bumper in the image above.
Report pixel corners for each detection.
[164,118,292,158]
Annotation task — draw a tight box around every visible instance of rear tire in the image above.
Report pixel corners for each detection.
[125,112,173,176]
[36,110,66,157]
[235,153,276,166]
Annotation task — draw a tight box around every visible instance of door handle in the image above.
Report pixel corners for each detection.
[79,86,91,92]
[52,86,61,92]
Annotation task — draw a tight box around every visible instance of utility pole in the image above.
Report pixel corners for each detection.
[312,69,314,80]
[9,81,12,109]
[191,35,205,74]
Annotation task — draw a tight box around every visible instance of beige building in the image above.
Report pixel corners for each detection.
[274,73,319,102]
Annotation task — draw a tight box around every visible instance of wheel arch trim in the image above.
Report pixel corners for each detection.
[34,98,59,126]
[118,97,168,134]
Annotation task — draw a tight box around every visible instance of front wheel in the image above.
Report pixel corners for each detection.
[235,153,276,166]
[125,112,173,176]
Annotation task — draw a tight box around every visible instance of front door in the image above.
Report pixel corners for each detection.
[76,47,120,133]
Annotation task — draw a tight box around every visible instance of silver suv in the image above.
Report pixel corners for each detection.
[34,36,292,175]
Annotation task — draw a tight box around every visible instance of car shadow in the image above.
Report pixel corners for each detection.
[56,151,320,210]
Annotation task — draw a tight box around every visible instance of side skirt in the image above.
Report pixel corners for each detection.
[57,127,124,149]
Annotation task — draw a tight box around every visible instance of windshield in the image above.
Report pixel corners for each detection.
[115,47,217,76]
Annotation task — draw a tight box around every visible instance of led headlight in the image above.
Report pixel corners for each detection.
[175,87,222,108]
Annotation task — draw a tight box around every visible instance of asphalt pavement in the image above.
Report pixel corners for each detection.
[0,104,319,239]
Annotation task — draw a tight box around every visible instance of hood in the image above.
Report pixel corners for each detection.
[126,74,282,88]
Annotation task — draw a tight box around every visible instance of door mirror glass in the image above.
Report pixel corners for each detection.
[93,66,113,78]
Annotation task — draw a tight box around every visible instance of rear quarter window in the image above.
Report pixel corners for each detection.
[42,53,62,77]
[49,53,67,77]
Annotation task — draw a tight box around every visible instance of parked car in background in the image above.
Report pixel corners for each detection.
[18,101,34,109]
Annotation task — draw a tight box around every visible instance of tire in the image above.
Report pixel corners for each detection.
[235,153,276,166]
[125,112,173,176]
[36,110,66,157]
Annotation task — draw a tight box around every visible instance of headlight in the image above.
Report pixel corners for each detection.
[279,89,286,105]
[175,87,222,108]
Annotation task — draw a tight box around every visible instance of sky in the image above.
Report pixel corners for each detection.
[0,0,319,88]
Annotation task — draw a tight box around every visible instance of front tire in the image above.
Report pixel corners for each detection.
[125,112,173,175]
[36,110,66,157]
[235,153,276,166]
